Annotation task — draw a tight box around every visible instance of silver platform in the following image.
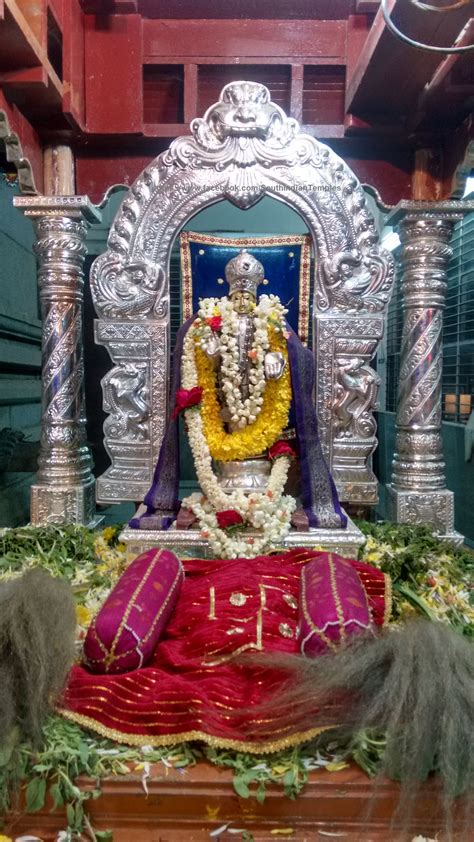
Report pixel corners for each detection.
[120,505,365,562]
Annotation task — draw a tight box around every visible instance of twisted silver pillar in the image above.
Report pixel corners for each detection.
[14,196,101,526]
[386,201,473,542]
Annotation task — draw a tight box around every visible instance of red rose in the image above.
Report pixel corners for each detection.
[216,509,244,529]
[268,440,296,460]
[206,316,222,332]
[172,387,203,419]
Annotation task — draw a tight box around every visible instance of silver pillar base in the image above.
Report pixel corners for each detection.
[332,436,378,505]
[30,480,102,529]
[120,506,365,562]
[387,485,463,546]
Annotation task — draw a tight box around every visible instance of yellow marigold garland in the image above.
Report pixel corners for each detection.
[195,328,292,462]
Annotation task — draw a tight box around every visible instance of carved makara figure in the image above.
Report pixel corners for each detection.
[103,362,150,442]
[131,250,347,557]
[334,356,380,439]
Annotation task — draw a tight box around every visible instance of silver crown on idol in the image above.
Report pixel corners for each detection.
[224,249,265,297]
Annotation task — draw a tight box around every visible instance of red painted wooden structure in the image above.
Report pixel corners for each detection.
[5,761,467,840]
[0,0,472,202]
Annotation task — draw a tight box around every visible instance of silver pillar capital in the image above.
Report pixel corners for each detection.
[14,194,101,222]
[385,199,474,226]
[14,195,102,527]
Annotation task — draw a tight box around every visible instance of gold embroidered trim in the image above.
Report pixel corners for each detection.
[328,553,346,641]
[107,550,162,666]
[257,584,266,651]
[278,622,294,639]
[283,593,298,610]
[93,583,184,667]
[93,554,184,671]
[297,235,312,345]
[229,592,247,607]
[59,708,331,754]
[300,566,337,653]
[203,641,261,667]
[87,624,109,658]
[140,560,184,646]
[69,680,238,711]
[203,583,267,666]
[208,586,216,620]
[383,573,393,626]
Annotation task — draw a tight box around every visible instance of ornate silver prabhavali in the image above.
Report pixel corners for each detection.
[89,80,396,509]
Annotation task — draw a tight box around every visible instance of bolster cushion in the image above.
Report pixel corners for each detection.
[299,553,373,657]
[83,548,183,674]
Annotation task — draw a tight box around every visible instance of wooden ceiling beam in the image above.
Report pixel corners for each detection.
[79,1,356,20]
[346,0,474,121]
[1,1,62,94]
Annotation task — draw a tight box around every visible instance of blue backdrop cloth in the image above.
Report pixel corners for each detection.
[180,233,312,345]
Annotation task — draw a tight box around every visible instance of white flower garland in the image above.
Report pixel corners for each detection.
[195,295,287,429]
[180,308,296,558]
[183,491,296,559]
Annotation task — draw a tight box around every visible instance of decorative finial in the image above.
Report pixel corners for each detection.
[224,250,264,297]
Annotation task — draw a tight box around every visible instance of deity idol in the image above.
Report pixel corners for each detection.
[131,249,346,557]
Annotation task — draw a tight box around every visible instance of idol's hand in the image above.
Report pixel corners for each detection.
[201,334,221,358]
[264,351,286,380]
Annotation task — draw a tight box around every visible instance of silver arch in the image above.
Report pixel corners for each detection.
[90,81,395,505]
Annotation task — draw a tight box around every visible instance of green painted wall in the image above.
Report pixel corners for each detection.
[0,172,41,526]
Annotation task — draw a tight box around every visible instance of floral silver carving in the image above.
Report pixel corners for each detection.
[90,254,167,319]
[90,81,394,321]
[318,248,394,313]
[13,197,101,526]
[387,202,474,540]
[103,362,150,442]
[316,316,383,503]
[89,82,396,508]
[0,107,38,193]
[95,320,167,503]
[390,490,462,546]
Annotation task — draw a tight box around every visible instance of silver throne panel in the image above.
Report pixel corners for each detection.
[120,507,365,563]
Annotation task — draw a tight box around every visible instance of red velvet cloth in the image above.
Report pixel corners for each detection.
[63,549,390,750]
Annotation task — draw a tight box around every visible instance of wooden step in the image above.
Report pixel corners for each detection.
[5,761,463,841]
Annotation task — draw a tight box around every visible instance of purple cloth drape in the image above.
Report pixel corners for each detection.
[129,317,195,530]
